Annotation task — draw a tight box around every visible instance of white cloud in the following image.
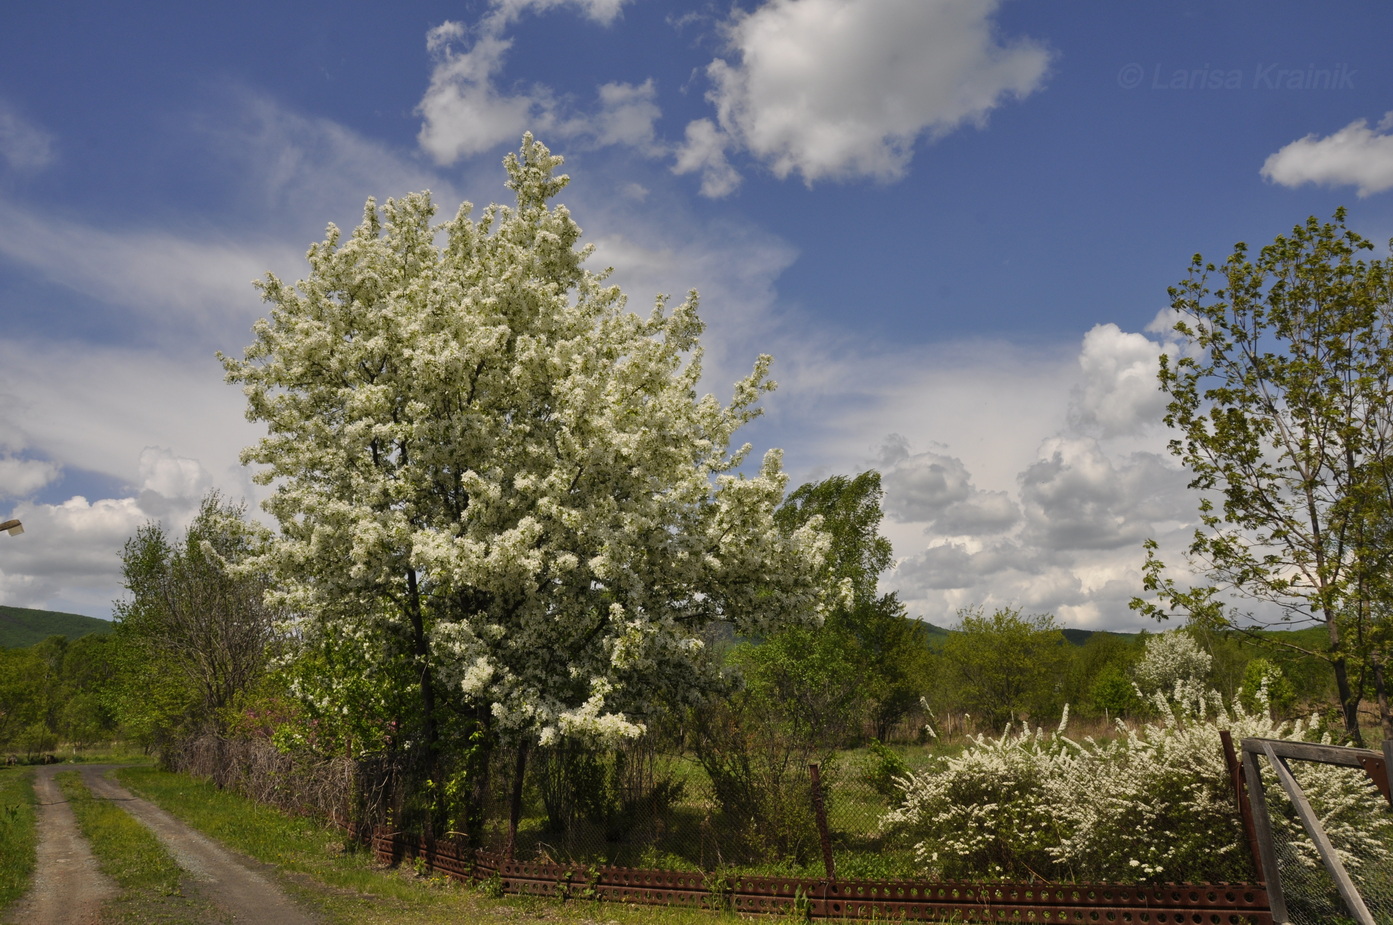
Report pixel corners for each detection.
[0,198,279,346]
[416,2,657,165]
[681,0,1050,193]
[418,21,538,163]
[875,434,1021,534]
[493,0,628,25]
[673,118,741,197]
[1018,437,1187,552]
[0,98,56,172]
[589,80,663,152]
[0,456,59,500]
[199,89,464,229]
[1261,112,1393,197]
[0,495,150,615]
[1068,323,1168,438]
[0,339,256,501]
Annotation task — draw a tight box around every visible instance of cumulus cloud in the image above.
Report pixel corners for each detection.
[1068,323,1167,437]
[676,0,1050,193]
[0,98,56,172]
[673,118,742,197]
[0,456,59,500]
[417,1,658,165]
[1018,438,1187,552]
[417,21,537,163]
[135,447,213,518]
[1261,112,1393,197]
[876,434,1020,534]
[0,495,150,614]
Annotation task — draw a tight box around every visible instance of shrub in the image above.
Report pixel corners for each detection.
[881,686,1392,884]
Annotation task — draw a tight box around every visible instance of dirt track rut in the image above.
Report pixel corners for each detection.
[8,765,320,925]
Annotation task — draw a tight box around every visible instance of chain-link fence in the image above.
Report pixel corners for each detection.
[1243,738,1393,925]
[443,738,913,877]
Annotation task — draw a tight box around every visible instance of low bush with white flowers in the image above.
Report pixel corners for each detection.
[881,688,1392,884]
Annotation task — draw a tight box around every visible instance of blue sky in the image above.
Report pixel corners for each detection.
[2,0,1392,628]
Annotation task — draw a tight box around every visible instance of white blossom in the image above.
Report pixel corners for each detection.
[224,135,830,749]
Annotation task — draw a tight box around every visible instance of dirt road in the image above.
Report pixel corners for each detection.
[7,764,320,925]
[5,766,116,925]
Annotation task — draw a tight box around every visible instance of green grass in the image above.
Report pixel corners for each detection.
[55,769,220,924]
[0,768,37,913]
[116,765,757,925]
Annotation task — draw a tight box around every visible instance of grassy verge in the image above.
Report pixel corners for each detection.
[54,770,221,924]
[116,766,753,925]
[0,768,37,913]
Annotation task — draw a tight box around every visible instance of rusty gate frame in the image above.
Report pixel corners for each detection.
[1240,737,1393,925]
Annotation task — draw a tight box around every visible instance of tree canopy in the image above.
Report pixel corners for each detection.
[222,135,829,758]
[1133,209,1393,741]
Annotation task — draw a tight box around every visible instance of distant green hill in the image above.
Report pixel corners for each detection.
[0,605,114,648]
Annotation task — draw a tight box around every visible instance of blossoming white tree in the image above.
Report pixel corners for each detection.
[222,136,829,772]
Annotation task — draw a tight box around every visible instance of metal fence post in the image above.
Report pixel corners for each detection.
[808,762,836,881]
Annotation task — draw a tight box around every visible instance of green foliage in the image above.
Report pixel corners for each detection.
[860,738,911,800]
[1087,665,1144,720]
[0,605,112,649]
[775,471,891,605]
[766,471,932,742]
[938,606,1067,731]
[0,770,37,913]
[0,634,120,755]
[1238,658,1298,717]
[1134,209,1393,741]
[111,490,277,749]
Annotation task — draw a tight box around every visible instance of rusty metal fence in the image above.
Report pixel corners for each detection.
[361,827,1274,923]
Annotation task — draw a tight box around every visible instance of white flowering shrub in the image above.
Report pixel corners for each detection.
[883,686,1393,884]
[1133,629,1212,700]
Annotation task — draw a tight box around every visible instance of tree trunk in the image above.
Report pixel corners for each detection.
[1325,605,1364,746]
[404,569,439,758]
[1374,659,1393,740]
[1331,655,1364,746]
[505,741,529,859]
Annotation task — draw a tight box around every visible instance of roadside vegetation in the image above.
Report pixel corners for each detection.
[0,767,36,910]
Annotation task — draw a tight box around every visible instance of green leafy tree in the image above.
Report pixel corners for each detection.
[1061,631,1142,720]
[939,606,1066,731]
[1133,209,1393,742]
[222,135,828,799]
[769,471,931,741]
[1238,657,1298,718]
[112,491,278,748]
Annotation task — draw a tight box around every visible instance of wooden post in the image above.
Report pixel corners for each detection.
[1242,747,1288,924]
[1220,730,1263,880]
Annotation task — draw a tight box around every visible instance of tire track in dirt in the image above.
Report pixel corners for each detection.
[78,766,321,925]
[4,766,116,925]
